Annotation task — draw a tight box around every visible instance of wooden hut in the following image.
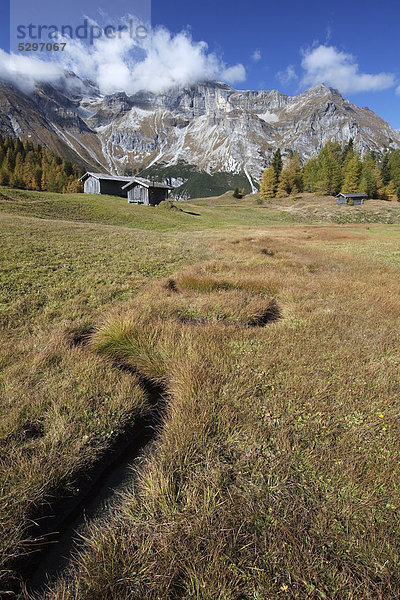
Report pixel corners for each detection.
[79,173,173,205]
[79,172,133,197]
[122,177,173,206]
[336,192,367,206]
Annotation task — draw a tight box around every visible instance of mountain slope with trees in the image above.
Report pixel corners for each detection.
[260,143,400,201]
[0,136,83,193]
[1,79,400,198]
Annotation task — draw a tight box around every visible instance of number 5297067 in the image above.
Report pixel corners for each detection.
[18,42,66,51]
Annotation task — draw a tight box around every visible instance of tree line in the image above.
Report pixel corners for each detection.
[0,136,83,193]
[260,141,400,201]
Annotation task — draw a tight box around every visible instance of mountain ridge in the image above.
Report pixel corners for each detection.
[0,77,399,196]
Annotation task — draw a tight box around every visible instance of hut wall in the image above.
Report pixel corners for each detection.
[128,185,149,204]
[149,188,169,206]
[84,177,100,194]
[99,180,127,197]
[336,196,364,206]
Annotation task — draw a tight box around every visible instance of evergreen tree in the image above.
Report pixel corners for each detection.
[276,162,291,197]
[374,167,385,200]
[41,168,48,191]
[276,152,303,197]
[47,171,58,192]
[316,141,342,195]
[380,153,391,185]
[233,186,241,199]
[13,154,24,188]
[388,150,400,188]
[341,138,354,163]
[0,135,83,193]
[65,177,84,193]
[271,149,283,180]
[287,152,303,194]
[5,148,15,172]
[302,158,318,192]
[359,151,379,198]
[0,168,9,186]
[385,180,397,201]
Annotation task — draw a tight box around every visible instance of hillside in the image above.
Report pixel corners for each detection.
[2,187,400,229]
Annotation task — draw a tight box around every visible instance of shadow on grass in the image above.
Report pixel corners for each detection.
[181,209,201,216]
[247,299,282,327]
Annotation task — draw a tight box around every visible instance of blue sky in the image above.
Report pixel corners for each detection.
[1,0,399,128]
[152,0,400,128]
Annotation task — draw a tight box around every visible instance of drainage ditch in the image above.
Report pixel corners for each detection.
[9,377,164,598]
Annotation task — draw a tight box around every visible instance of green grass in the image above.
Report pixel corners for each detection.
[0,213,208,334]
[0,187,294,232]
[2,188,400,234]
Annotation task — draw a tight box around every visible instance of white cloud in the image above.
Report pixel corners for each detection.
[300,45,395,94]
[0,49,65,93]
[252,49,261,62]
[0,23,247,95]
[396,85,400,95]
[276,64,297,85]
[220,63,246,84]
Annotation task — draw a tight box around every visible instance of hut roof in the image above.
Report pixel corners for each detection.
[122,177,173,191]
[336,192,367,199]
[79,172,133,183]
[79,173,173,190]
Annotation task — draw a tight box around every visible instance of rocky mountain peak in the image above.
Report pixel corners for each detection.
[0,75,399,194]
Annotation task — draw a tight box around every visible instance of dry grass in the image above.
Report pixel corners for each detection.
[0,331,149,583]
[176,263,279,296]
[42,225,400,600]
[0,209,212,588]
[92,274,280,333]
[1,188,400,596]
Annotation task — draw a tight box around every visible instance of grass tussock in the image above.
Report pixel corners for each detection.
[176,262,280,296]
[95,275,282,331]
[92,318,174,383]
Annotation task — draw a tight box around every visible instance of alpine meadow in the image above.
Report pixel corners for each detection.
[1,0,400,598]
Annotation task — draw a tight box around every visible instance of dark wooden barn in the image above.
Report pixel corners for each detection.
[336,192,367,206]
[79,173,134,197]
[122,177,173,206]
[79,173,173,204]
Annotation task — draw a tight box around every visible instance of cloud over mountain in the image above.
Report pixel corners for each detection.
[300,45,395,94]
[0,22,246,95]
[276,65,298,85]
[0,50,65,93]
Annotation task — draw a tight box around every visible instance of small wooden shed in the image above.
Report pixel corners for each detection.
[336,192,367,206]
[122,177,173,206]
[79,172,133,197]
